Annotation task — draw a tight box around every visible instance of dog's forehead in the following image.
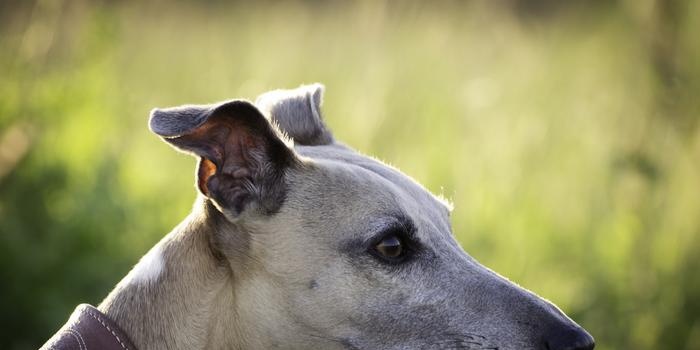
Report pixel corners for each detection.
[294,144,452,233]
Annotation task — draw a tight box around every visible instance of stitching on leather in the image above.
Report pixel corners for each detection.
[84,310,129,350]
[66,329,87,350]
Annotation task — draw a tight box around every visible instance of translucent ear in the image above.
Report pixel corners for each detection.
[255,83,334,146]
[149,100,297,219]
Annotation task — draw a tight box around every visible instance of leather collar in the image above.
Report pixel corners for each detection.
[41,304,137,350]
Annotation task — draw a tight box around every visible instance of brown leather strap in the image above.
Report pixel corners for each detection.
[41,304,137,350]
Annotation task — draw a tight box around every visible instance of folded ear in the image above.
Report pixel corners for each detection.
[149,100,297,220]
[255,83,334,146]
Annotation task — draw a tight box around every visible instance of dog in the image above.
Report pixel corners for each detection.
[43,84,594,349]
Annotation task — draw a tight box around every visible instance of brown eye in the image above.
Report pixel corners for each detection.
[375,235,403,258]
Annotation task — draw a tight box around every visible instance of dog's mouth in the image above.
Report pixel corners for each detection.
[427,333,499,350]
[323,333,501,350]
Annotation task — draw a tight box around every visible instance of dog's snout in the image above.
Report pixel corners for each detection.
[545,325,595,350]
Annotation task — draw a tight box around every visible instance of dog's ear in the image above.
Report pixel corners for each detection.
[255,83,333,146]
[149,100,297,220]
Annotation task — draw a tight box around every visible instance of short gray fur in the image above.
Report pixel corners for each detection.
[96,84,595,350]
[149,103,217,138]
[256,83,333,146]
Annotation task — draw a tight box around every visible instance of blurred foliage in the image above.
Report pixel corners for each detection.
[1,0,699,349]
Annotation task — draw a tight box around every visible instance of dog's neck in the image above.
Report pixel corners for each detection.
[98,199,243,349]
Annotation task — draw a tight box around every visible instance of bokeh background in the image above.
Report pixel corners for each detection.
[1,0,699,349]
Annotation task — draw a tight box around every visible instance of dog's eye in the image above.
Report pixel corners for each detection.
[375,234,403,258]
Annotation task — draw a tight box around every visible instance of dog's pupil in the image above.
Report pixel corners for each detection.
[377,235,402,258]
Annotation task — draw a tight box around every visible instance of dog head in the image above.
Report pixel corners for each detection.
[149,84,594,350]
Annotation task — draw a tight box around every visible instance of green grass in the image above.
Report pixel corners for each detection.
[1,1,699,349]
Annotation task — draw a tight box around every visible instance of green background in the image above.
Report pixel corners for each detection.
[1,1,699,349]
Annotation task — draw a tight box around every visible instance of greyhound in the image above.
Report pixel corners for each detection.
[43,84,594,350]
